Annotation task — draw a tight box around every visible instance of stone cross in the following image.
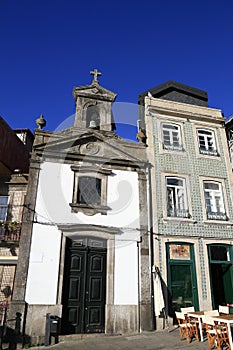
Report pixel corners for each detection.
[90,69,102,84]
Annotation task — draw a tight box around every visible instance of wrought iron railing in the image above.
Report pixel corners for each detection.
[167,209,190,218]
[207,211,228,221]
[0,223,21,242]
[163,143,183,151]
[199,147,219,156]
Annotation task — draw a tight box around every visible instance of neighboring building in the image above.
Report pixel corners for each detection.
[10,71,153,343]
[0,117,32,318]
[139,81,233,328]
[225,115,233,167]
[14,128,34,153]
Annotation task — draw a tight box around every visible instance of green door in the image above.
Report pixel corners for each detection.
[208,244,233,308]
[167,243,199,315]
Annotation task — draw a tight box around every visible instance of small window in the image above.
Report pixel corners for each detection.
[162,123,183,151]
[70,165,112,215]
[0,196,9,221]
[197,129,218,156]
[166,177,189,218]
[204,181,227,220]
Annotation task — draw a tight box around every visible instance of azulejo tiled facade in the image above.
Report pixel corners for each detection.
[140,81,233,328]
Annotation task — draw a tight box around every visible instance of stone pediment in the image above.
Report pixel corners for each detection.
[34,129,147,167]
[73,83,117,102]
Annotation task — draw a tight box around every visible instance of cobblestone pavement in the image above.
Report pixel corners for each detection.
[29,327,210,350]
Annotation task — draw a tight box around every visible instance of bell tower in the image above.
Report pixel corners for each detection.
[73,69,117,132]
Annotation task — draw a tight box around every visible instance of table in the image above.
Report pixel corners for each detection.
[212,314,233,350]
[187,311,205,342]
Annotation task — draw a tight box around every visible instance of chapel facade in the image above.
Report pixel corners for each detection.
[10,71,153,342]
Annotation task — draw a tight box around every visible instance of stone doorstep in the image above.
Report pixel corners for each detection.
[58,332,107,342]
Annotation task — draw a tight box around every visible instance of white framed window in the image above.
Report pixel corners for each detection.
[204,181,227,220]
[197,129,218,156]
[162,123,183,151]
[166,177,189,218]
[0,196,9,221]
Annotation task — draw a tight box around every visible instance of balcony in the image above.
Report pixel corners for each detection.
[0,222,21,242]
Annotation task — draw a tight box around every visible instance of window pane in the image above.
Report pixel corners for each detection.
[199,130,212,136]
[170,264,193,310]
[172,132,180,146]
[78,177,101,205]
[204,182,219,191]
[166,177,188,217]
[163,130,171,145]
[162,124,181,148]
[204,193,212,213]
[204,181,226,219]
[167,178,183,187]
[0,196,8,221]
[0,197,8,205]
[163,124,178,131]
[210,246,230,261]
[197,129,216,153]
[199,136,205,148]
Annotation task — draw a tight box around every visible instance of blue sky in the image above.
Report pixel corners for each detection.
[1,0,233,141]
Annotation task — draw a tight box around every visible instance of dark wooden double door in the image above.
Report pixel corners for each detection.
[62,238,107,334]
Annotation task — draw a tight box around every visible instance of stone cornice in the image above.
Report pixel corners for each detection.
[146,96,224,124]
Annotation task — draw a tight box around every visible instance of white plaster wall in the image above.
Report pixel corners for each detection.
[35,162,140,229]
[114,239,138,305]
[26,162,140,305]
[25,224,61,304]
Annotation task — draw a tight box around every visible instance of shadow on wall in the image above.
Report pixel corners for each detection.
[155,271,176,327]
[0,312,31,350]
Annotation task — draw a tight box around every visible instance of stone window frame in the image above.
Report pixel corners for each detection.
[201,178,228,222]
[69,165,112,216]
[158,117,186,155]
[199,176,231,224]
[161,122,183,152]
[192,123,220,159]
[166,176,190,219]
[196,128,219,156]
[161,172,193,222]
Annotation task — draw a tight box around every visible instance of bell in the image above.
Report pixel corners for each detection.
[89,120,97,129]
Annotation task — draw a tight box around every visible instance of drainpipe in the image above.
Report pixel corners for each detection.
[137,237,142,333]
[147,164,156,330]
